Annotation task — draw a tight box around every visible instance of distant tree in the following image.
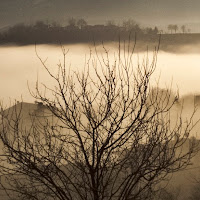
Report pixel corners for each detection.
[168,24,173,34]
[68,17,77,27]
[7,23,30,43]
[167,24,178,34]
[153,26,159,34]
[77,18,87,29]
[181,25,186,34]
[173,25,178,33]
[51,21,61,28]
[145,26,158,35]
[122,19,138,31]
[159,29,164,34]
[145,27,153,34]
[106,20,116,26]
[34,21,48,30]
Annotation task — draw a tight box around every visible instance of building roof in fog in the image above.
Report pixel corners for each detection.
[4,101,53,122]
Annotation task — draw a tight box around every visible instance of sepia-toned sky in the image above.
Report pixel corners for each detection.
[0,0,200,29]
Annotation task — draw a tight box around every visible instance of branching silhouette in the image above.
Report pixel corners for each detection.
[0,41,198,200]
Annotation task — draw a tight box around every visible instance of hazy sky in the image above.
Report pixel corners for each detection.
[1,0,200,29]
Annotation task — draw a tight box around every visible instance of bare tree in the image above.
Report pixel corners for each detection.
[167,24,178,34]
[122,19,139,31]
[167,24,173,34]
[68,17,77,28]
[106,20,116,27]
[0,42,198,200]
[173,25,178,33]
[77,19,87,29]
[181,25,186,34]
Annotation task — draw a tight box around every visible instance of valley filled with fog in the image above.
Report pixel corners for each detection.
[1,43,200,102]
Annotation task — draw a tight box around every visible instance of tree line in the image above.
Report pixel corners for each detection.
[167,24,190,34]
[0,18,159,45]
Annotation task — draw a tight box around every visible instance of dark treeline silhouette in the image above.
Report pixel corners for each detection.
[1,19,200,53]
[0,19,159,45]
[167,24,190,34]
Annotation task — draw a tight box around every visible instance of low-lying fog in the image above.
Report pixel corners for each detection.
[0,43,200,102]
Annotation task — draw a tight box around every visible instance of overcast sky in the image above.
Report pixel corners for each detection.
[0,0,200,29]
